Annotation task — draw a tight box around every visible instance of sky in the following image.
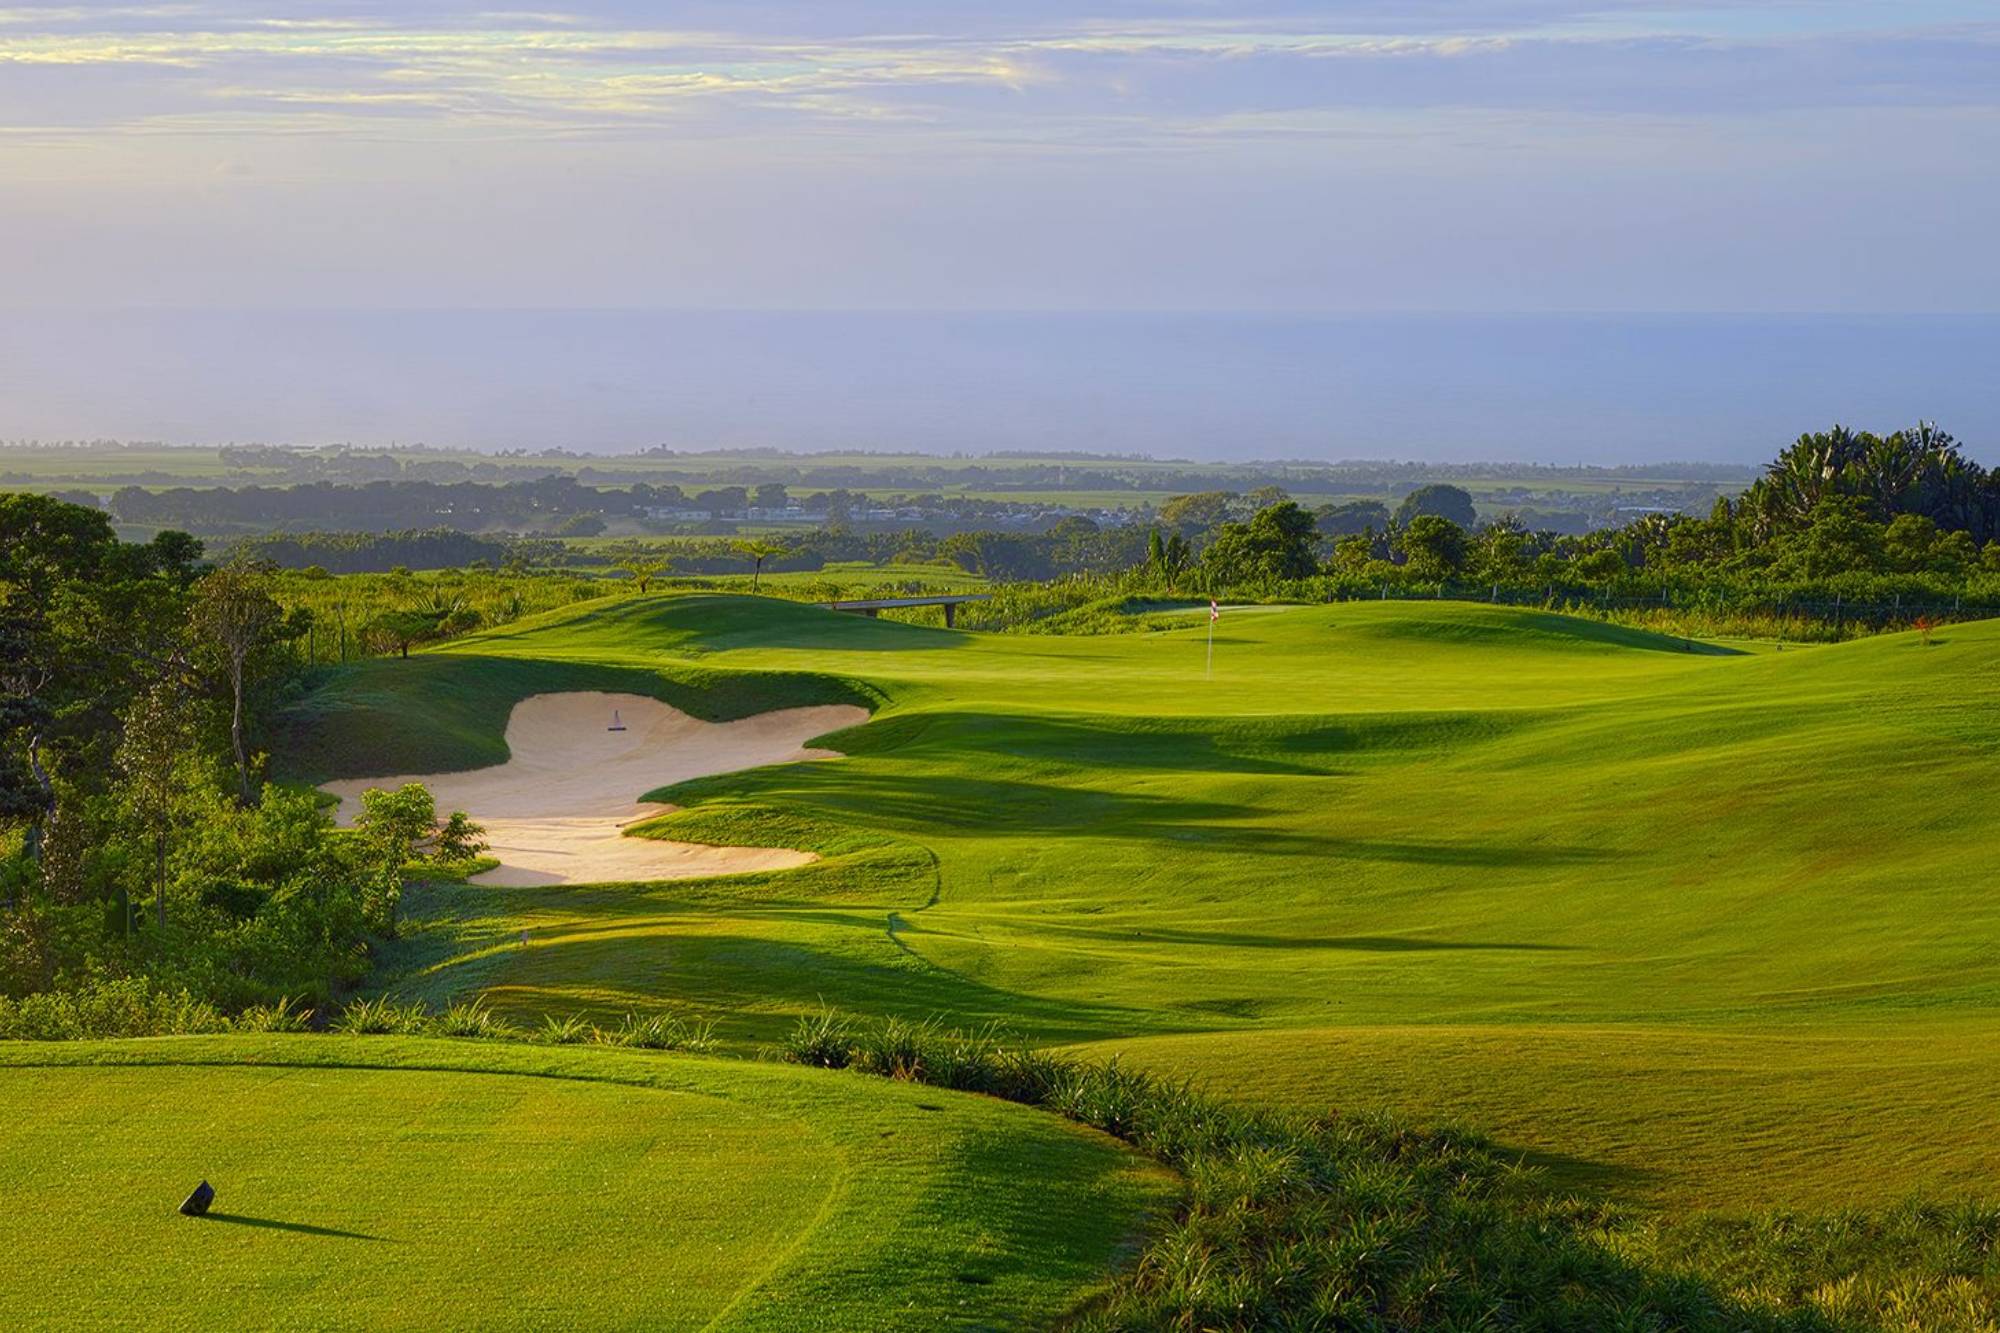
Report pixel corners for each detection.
[3,2,1998,314]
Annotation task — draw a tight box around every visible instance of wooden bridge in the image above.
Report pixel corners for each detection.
[819,594,992,627]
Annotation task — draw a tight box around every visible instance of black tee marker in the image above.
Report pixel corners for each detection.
[179,1181,215,1217]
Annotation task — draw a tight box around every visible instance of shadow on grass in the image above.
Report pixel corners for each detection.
[1504,1146,1665,1202]
[666,763,1615,869]
[831,709,1540,777]
[199,1213,391,1242]
[489,930,1163,1045]
[1036,923,1574,952]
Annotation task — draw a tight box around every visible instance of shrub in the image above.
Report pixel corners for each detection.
[600,1013,716,1053]
[231,996,312,1033]
[533,1013,596,1045]
[0,978,228,1040]
[431,999,520,1040]
[780,1005,854,1068]
[330,996,429,1035]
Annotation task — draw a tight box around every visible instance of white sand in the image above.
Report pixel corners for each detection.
[320,692,867,887]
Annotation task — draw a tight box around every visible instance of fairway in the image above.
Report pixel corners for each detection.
[286,594,2000,1213]
[0,1037,1172,1330]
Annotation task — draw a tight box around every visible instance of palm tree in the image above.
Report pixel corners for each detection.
[615,556,670,593]
[731,539,786,592]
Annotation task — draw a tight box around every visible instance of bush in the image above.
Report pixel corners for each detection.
[230,996,312,1033]
[533,1013,596,1045]
[330,996,429,1035]
[0,978,229,1040]
[600,1012,717,1053]
[431,999,520,1040]
[780,1006,854,1068]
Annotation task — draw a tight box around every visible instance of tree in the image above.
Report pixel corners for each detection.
[365,610,440,660]
[615,556,671,594]
[1395,484,1478,530]
[1146,529,1192,592]
[1158,491,1237,535]
[1396,515,1469,582]
[115,681,197,932]
[0,494,192,862]
[353,783,486,934]
[731,539,787,592]
[191,562,290,805]
[1200,502,1318,584]
[1473,517,1533,584]
[1315,501,1391,538]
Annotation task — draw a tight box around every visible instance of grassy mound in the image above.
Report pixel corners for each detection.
[0,1036,1171,1330]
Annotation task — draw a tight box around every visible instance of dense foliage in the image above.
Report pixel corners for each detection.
[0,494,480,1012]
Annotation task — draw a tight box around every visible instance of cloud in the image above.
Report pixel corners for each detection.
[1,3,1994,144]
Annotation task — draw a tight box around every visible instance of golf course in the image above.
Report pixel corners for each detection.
[11,590,2000,1325]
[292,594,2000,1207]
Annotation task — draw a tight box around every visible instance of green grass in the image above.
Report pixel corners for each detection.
[282,593,2000,1220]
[0,1035,1172,1330]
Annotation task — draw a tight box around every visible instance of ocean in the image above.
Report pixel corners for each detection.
[0,310,1991,465]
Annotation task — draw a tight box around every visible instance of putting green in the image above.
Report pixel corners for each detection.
[290,594,2000,1211]
[0,1037,1172,1330]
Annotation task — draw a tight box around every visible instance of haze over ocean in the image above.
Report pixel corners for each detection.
[2,310,1992,465]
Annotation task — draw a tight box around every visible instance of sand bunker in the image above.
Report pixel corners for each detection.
[321,692,867,887]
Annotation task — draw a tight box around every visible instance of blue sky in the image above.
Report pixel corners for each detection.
[2,3,1995,312]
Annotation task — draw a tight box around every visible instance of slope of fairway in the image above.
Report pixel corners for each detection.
[1068,1018,2000,1213]
[0,1036,1172,1331]
[288,595,2000,1211]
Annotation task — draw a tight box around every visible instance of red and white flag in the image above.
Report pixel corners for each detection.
[1209,599,1221,622]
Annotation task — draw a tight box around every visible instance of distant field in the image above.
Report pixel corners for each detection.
[0,445,1742,518]
[0,1036,1170,1330]
[279,594,2000,1216]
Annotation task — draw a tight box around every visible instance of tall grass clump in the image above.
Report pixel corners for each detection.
[600,1012,717,1053]
[781,1010,2000,1331]
[229,996,313,1033]
[430,998,522,1040]
[331,996,431,1035]
[533,1013,596,1045]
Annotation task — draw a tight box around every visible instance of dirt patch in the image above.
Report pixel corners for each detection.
[320,692,866,886]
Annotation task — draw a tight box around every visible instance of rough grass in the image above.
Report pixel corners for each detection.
[781,1011,2000,1332]
[0,1036,1174,1331]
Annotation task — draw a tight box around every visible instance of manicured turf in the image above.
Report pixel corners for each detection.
[291,594,2000,1212]
[0,1037,1171,1330]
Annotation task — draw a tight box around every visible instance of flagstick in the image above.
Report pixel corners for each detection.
[1206,607,1215,679]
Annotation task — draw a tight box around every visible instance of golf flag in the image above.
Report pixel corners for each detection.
[1210,600,1220,622]
[1206,599,1218,678]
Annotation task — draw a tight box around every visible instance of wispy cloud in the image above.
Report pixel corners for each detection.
[2,5,1995,142]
